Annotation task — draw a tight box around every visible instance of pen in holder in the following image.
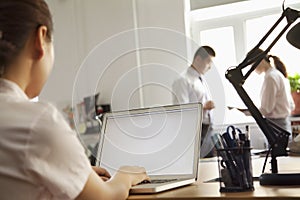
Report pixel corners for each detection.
[213,125,254,192]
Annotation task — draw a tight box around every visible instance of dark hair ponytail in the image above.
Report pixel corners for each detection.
[0,0,53,70]
[269,55,288,78]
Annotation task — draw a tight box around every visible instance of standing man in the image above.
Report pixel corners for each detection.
[172,46,216,158]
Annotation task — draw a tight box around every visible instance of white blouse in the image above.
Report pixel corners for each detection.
[0,79,92,200]
[259,67,293,118]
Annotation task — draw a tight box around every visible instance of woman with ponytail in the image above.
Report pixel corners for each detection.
[249,49,294,134]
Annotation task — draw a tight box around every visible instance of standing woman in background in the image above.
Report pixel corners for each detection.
[251,49,294,134]
[0,0,148,199]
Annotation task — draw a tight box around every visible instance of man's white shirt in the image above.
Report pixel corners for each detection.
[172,67,212,124]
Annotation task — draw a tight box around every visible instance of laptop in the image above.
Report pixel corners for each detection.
[96,103,202,194]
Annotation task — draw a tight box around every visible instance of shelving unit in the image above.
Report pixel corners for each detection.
[290,116,300,139]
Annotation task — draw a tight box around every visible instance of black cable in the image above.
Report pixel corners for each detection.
[261,145,272,174]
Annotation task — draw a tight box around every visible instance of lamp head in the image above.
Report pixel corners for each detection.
[287,22,300,49]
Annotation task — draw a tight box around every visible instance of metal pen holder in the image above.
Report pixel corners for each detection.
[217,147,254,192]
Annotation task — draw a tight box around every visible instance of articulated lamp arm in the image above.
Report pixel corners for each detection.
[225,7,299,177]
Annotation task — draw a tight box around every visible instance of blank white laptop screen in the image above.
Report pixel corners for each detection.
[97,104,201,176]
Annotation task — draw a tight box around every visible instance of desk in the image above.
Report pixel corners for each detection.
[128,156,300,199]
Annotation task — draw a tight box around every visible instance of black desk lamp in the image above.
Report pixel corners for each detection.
[287,21,300,49]
[225,6,300,186]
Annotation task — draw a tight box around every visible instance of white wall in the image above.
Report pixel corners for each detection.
[135,0,189,108]
[41,0,189,111]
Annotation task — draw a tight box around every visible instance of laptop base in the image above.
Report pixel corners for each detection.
[130,178,195,194]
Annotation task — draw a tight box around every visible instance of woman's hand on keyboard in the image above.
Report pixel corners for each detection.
[114,166,150,186]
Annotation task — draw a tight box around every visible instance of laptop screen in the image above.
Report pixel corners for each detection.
[97,103,202,176]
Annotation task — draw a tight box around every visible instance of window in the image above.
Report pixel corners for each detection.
[246,14,300,75]
[200,26,239,105]
[190,0,300,124]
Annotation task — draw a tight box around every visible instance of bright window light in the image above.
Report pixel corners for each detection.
[190,0,300,124]
[190,0,300,21]
[200,27,240,105]
[246,14,300,75]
